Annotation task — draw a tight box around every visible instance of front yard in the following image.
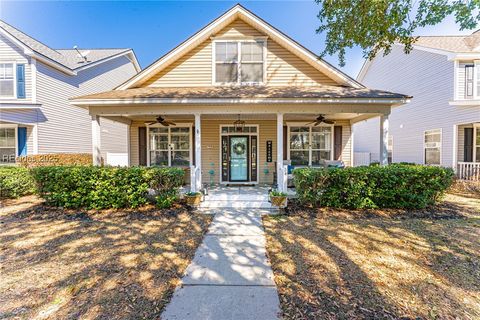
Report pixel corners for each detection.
[264,193,480,319]
[0,196,211,320]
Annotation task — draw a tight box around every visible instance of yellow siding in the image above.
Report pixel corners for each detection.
[142,19,339,88]
[128,119,352,183]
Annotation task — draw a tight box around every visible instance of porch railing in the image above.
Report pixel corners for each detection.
[457,162,480,181]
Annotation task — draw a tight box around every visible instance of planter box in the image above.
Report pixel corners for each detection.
[270,196,287,208]
[185,194,202,206]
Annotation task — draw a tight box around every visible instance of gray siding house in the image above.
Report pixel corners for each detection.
[0,20,140,164]
[354,31,480,178]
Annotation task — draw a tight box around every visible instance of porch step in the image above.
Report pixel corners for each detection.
[204,194,269,201]
[199,200,273,209]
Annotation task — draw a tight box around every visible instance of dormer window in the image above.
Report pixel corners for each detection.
[214,40,265,85]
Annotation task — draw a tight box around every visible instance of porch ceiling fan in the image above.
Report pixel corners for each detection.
[146,115,176,127]
[305,114,335,126]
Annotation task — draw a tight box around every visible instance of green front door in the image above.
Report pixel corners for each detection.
[229,136,249,181]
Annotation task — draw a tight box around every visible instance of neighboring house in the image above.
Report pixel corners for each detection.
[354,31,480,178]
[71,4,409,192]
[0,20,140,165]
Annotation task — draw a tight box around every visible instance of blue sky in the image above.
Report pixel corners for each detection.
[0,1,474,77]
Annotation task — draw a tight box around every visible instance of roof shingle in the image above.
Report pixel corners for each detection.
[73,85,410,101]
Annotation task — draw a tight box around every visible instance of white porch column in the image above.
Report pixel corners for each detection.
[91,115,102,165]
[277,113,285,191]
[452,124,458,171]
[194,113,202,192]
[379,114,389,166]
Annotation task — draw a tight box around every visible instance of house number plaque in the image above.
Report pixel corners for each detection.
[266,140,272,162]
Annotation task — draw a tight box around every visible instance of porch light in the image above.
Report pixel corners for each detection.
[233,114,245,132]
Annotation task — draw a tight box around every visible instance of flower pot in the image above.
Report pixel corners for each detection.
[270,196,287,208]
[185,194,202,206]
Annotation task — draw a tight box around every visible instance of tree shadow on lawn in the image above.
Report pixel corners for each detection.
[0,202,211,320]
[264,204,480,319]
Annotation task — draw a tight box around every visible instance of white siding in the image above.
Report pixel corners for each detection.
[35,55,136,158]
[354,45,480,167]
[0,34,32,101]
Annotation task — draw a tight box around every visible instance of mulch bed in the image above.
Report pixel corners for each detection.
[264,193,480,319]
[0,196,212,320]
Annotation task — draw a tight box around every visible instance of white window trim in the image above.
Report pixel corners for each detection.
[423,128,442,165]
[474,123,480,163]
[212,39,267,86]
[286,122,334,167]
[218,124,259,184]
[146,123,193,167]
[0,61,17,100]
[0,124,18,163]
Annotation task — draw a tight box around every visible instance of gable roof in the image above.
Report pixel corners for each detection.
[413,30,480,53]
[0,19,140,75]
[117,4,363,90]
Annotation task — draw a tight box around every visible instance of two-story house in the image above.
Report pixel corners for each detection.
[0,20,140,164]
[70,4,409,192]
[354,31,480,179]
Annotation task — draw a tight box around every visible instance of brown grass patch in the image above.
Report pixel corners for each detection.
[0,196,212,320]
[264,194,480,319]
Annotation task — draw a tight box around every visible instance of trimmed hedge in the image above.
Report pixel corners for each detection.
[293,164,454,209]
[17,153,93,168]
[0,166,36,199]
[32,166,185,209]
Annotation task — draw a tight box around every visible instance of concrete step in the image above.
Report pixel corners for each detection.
[204,194,269,201]
[199,200,273,209]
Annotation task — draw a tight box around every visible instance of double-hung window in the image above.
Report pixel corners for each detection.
[214,40,264,84]
[424,129,441,165]
[0,63,14,98]
[289,126,333,166]
[0,126,16,164]
[148,126,191,167]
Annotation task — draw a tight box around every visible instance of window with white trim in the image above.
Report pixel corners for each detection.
[0,63,14,97]
[214,40,264,84]
[424,129,441,165]
[148,126,191,167]
[289,126,332,166]
[0,127,16,163]
[387,135,393,164]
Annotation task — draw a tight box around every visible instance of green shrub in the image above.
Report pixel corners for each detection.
[293,164,454,209]
[0,166,36,199]
[31,166,185,209]
[155,190,179,209]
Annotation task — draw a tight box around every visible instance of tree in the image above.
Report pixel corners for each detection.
[316,0,480,66]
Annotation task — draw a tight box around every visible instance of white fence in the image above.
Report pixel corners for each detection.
[457,162,480,181]
[353,152,371,166]
[106,153,128,167]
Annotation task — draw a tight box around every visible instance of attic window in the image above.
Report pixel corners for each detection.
[214,40,265,85]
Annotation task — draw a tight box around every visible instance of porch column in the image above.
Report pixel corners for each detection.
[193,113,202,192]
[277,113,285,191]
[91,115,102,165]
[452,124,458,171]
[379,113,389,166]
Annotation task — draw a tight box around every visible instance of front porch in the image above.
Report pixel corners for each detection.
[455,122,480,180]
[87,109,394,194]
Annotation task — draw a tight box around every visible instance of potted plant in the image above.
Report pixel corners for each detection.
[184,191,202,206]
[269,190,288,208]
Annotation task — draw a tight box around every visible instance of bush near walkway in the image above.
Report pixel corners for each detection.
[0,166,36,199]
[293,164,454,209]
[32,166,185,209]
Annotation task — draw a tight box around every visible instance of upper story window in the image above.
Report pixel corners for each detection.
[0,63,15,98]
[214,40,265,85]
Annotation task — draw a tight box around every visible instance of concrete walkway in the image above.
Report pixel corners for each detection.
[162,209,281,320]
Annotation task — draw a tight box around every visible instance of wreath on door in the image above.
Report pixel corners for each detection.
[233,142,246,155]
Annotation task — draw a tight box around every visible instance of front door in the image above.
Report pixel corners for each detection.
[229,136,249,181]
